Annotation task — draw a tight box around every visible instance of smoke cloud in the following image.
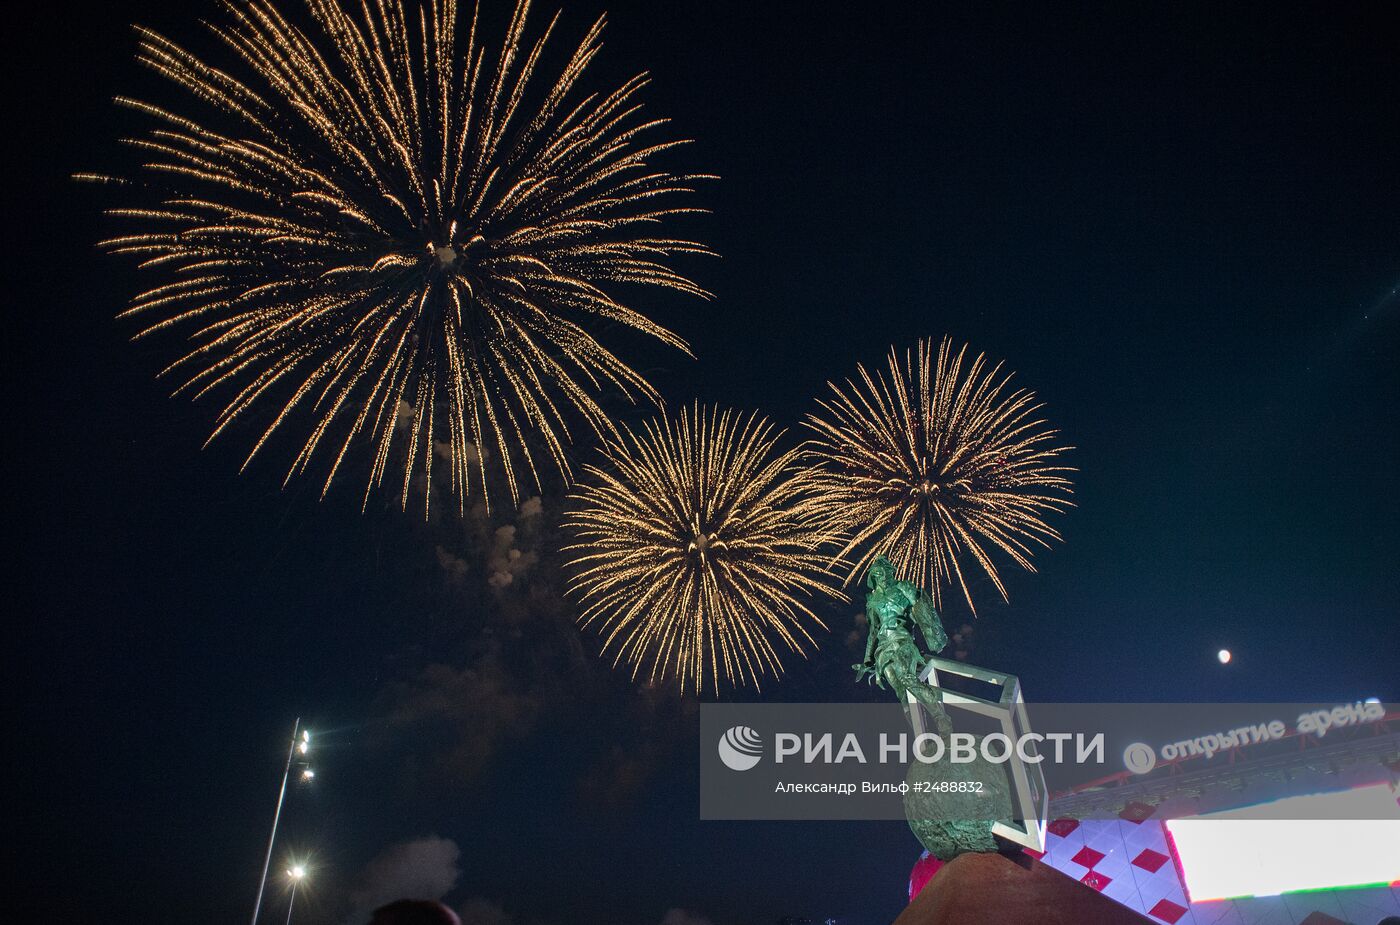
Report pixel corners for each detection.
[346,836,462,925]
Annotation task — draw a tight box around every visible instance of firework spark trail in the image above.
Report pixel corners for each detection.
[562,404,845,694]
[81,0,712,514]
[803,337,1074,616]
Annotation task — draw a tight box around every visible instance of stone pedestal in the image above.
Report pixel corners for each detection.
[894,851,1153,925]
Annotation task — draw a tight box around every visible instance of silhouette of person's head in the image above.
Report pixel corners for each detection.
[369,899,461,925]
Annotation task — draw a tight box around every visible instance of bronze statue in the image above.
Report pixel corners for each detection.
[855,555,1010,859]
[853,555,952,734]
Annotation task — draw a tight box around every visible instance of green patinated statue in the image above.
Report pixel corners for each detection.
[855,555,1010,860]
[853,555,952,733]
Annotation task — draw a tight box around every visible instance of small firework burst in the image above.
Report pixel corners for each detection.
[803,337,1073,615]
[83,0,711,514]
[562,404,844,694]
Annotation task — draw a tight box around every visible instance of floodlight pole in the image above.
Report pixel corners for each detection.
[284,878,300,925]
[250,717,301,925]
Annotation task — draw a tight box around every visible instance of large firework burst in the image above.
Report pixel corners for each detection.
[81,0,710,513]
[804,337,1073,615]
[562,405,844,694]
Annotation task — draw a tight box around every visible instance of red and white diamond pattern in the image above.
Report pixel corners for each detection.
[1031,818,1400,925]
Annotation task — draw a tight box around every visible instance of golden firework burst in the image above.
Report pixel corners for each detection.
[81,0,711,514]
[562,404,844,694]
[803,337,1073,615]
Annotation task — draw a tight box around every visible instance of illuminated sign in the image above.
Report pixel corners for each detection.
[1124,700,1387,772]
[1165,785,1400,901]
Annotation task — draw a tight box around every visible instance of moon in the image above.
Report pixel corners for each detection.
[1217,649,1232,665]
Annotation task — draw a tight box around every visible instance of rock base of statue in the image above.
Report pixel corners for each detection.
[903,745,1010,859]
[894,850,1154,925]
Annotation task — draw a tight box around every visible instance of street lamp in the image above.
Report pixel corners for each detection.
[284,863,307,925]
[249,720,314,925]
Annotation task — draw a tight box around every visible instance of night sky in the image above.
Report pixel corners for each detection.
[10,1,1399,923]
